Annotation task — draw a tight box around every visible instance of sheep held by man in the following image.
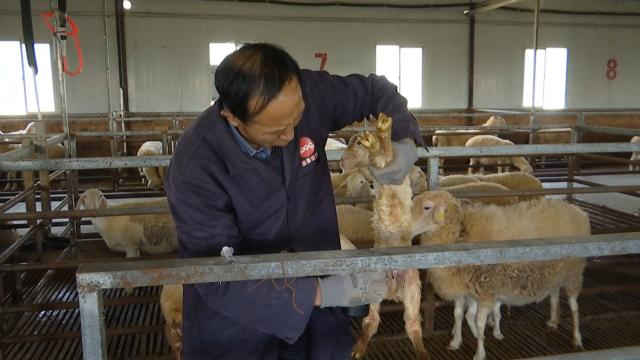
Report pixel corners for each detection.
[351,113,430,360]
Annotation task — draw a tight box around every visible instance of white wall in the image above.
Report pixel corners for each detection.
[1,0,639,113]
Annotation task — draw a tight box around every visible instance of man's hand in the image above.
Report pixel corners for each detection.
[317,271,390,308]
[368,138,418,185]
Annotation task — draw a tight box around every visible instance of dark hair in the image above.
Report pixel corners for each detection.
[214,43,301,123]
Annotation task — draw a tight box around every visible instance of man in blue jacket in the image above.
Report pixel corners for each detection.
[165,43,423,359]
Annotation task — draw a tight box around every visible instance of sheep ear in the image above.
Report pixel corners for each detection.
[75,196,84,210]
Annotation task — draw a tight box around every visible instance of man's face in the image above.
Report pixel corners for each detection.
[223,78,305,149]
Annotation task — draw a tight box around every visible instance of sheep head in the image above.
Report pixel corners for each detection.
[411,190,464,244]
[340,134,371,173]
[345,172,371,198]
[482,115,506,128]
[77,189,109,210]
[408,166,428,195]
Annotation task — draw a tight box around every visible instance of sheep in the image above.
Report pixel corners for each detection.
[408,166,428,195]
[438,174,481,188]
[76,189,177,258]
[336,205,374,249]
[443,182,520,206]
[2,123,66,191]
[465,135,533,175]
[474,172,543,201]
[412,191,589,360]
[351,113,429,360]
[136,141,167,191]
[160,284,183,360]
[630,136,640,171]
[432,116,507,173]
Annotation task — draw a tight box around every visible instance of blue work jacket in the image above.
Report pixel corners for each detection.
[164,70,422,360]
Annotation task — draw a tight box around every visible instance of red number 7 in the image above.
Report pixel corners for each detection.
[315,52,327,70]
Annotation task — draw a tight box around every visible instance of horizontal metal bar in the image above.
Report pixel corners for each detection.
[517,345,640,360]
[421,142,640,158]
[0,155,172,171]
[581,153,636,165]
[580,124,640,137]
[76,232,640,290]
[0,206,169,221]
[76,130,183,137]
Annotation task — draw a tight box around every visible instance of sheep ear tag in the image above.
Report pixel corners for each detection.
[435,208,445,223]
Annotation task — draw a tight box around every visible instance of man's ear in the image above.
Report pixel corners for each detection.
[221,108,240,127]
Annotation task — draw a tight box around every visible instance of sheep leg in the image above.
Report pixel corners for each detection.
[473,303,490,360]
[547,288,560,329]
[352,303,381,359]
[491,302,504,340]
[465,298,479,338]
[568,292,583,349]
[402,269,430,360]
[123,248,140,295]
[448,297,466,350]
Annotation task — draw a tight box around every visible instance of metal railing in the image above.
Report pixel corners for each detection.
[76,232,640,360]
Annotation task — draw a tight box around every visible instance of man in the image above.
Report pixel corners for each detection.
[165,43,422,359]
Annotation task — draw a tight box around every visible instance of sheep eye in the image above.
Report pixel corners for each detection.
[423,205,432,211]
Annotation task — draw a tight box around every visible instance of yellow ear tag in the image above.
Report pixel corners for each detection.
[435,208,445,223]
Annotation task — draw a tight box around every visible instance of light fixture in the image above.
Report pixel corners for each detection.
[122,0,133,10]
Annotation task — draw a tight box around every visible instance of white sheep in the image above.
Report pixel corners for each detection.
[465,135,533,175]
[336,204,374,249]
[432,116,507,172]
[443,182,520,206]
[160,284,183,360]
[76,189,177,258]
[438,174,481,188]
[412,191,589,360]
[408,166,428,195]
[630,136,640,171]
[351,114,429,360]
[136,141,166,191]
[2,122,65,191]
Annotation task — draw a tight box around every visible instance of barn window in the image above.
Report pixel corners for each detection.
[209,42,242,103]
[522,47,567,109]
[375,45,422,109]
[0,41,55,115]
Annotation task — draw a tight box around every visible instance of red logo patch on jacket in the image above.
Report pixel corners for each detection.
[299,137,317,167]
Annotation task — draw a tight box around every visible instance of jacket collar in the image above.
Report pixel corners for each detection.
[207,102,299,186]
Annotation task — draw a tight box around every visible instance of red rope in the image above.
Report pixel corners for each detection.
[41,11,84,76]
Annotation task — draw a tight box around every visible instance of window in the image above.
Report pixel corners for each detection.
[209,42,240,66]
[375,45,422,108]
[0,41,54,115]
[522,47,567,109]
[209,42,242,103]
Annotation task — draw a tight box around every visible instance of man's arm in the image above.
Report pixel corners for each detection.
[307,70,423,145]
